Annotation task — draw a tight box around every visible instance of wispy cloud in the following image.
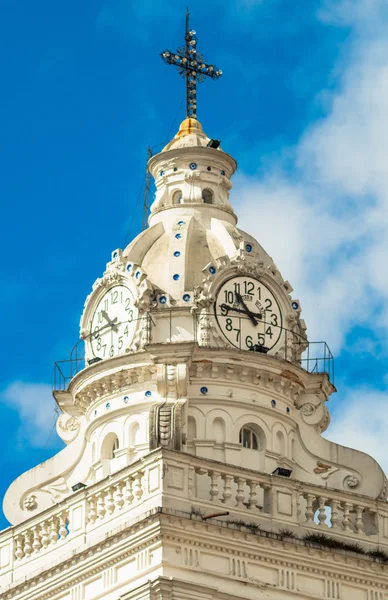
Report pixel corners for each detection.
[235,0,388,353]
[235,0,388,472]
[1,382,59,449]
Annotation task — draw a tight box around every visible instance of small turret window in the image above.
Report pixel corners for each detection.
[239,427,258,450]
[202,189,213,204]
[173,190,182,204]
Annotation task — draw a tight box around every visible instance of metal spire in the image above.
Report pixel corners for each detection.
[160,8,222,119]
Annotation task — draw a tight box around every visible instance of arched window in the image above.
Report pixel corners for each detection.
[173,190,182,204]
[101,433,119,460]
[202,189,213,204]
[239,427,258,450]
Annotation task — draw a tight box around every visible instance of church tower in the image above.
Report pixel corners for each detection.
[1,15,388,600]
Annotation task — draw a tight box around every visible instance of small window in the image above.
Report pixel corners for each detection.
[173,190,182,204]
[202,189,213,204]
[112,437,119,456]
[239,427,258,450]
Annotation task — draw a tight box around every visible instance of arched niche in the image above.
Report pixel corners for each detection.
[202,188,213,204]
[187,416,197,440]
[213,417,226,444]
[100,432,119,460]
[172,189,183,204]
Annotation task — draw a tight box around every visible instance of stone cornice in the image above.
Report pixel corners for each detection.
[5,507,388,600]
[3,509,163,600]
[56,341,334,415]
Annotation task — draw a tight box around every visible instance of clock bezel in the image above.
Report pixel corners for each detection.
[88,283,138,360]
[80,258,154,360]
[214,274,284,352]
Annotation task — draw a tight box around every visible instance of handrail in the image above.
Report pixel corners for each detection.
[53,310,334,391]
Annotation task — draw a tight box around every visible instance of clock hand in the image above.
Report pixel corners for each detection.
[220,303,263,320]
[235,292,261,326]
[101,310,119,332]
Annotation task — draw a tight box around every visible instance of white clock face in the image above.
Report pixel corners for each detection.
[90,285,138,359]
[215,276,283,351]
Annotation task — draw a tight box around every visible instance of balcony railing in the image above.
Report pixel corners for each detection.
[53,310,334,391]
[2,450,387,585]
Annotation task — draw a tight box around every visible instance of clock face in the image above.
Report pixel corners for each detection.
[89,285,138,359]
[215,276,283,351]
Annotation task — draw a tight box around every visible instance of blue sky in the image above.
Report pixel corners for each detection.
[1,0,388,529]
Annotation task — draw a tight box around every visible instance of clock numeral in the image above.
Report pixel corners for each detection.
[125,297,131,311]
[265,298,272,311]
[265,326,273,339]
[233,328,240,343]
[104,299,108,311]
[244,281,254,295]
[111,291,118,305]
[220,304,228,316]
[257,286,261,300]
[225,318,233,331]
[118,336,123,350]
[245,335,253,348]
[97,337,102,350]
[224,291,234,304]
[258,334,265,346]
[124,325,129,336]
[270,314,278,326]
[233,282,241,295]
[98,311,103,324]
[128,310,133,323]
[93,326,99,339]
[109,345,115,357]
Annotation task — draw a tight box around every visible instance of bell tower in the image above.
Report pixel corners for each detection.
[1,14,388,600]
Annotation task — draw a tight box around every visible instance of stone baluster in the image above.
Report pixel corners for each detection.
[134,471,144,502]
[317,497,328,527]
[49,517,59,544]
[88,496,98,524]
[209,471,220,502]
[114,482,124,511]
[105,487,115,515]
[355,505,364,534]
[330,500,340,530]
[304,494,315,525]
[23,532,33,558]
[342,502,353,532]
[247,481,258,510]
[221,475,233,505]
[40,520,50,548]
[58,512,69,540]
[124,477,134,506]
[96,492,106,520]
[15,535,25,560]
[235,478,246,508]
[32,526,42,554]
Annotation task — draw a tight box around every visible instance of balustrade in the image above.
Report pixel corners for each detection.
[14,510,69,561]
[300,492,378,537]
[5,450,386,571]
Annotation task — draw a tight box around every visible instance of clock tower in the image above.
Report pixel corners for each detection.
[1,15,388,600]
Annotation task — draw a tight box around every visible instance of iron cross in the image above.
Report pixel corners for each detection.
[161,9,222,119]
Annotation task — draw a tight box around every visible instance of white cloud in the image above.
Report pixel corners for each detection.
[235,2,388,352]
[234,0,388,475]
[324,385,388,475]
[1,382,59,449]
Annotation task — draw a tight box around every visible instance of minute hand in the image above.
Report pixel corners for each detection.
[236,293,262,326]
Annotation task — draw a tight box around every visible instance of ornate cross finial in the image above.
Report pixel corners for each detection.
[161,8,222,119]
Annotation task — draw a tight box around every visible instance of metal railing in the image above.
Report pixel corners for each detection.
[53,310,334,391]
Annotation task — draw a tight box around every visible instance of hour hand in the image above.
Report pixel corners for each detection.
[101,310,119,332]
[236,293,261,326]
